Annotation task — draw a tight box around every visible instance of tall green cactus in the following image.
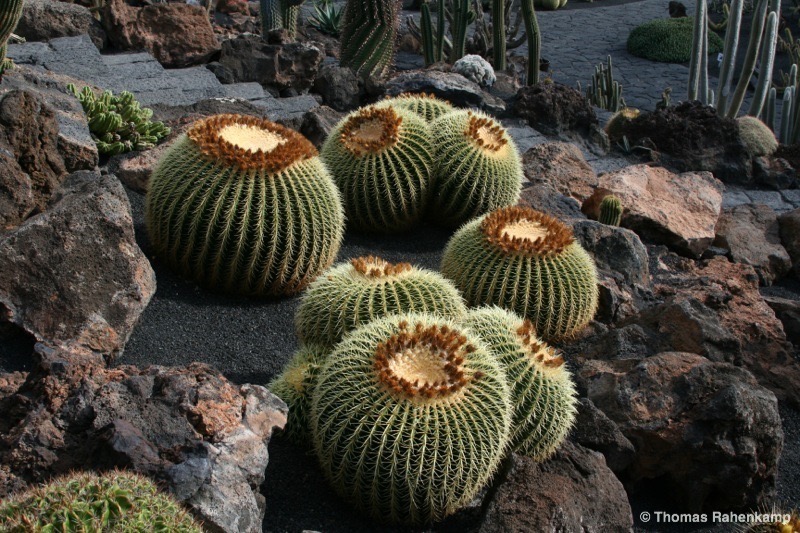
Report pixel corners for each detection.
[521,0,540,85]
[726,0,770,116]
[598,194,623,226]
[716,0,743,114]
[493,0,506,70]
[749,11,778,117]
[420,0,446,65]
[0,0,24,78]
[450,0,470,62]
[260,0,302,39]
[339,0,400,78]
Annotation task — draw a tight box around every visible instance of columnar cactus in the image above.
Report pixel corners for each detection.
[311,313,512,525]
[268,345,326,443]
[321,106,434,232]
[295,255,467,348]
[441,206,599,341]
[0,471,203,531]
[429,110,523,227]
[260,0,302,39]
[462,307,577,460]
[146,114,345,296]
[0,0,23,78]
[598,194,623,226]
[338,0,400,78]
[375,93,455,122]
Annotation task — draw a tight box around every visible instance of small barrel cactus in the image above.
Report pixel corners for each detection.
[311,313,512,525]
[146,114,345,297]
[598,194,623,226]
[268,344,326,444]
[0,0,23,78]
[461,306,578,460]
[429,110,523,227]
[452,54,497,88]
[736,115,779,157]
[441,206,599,341]
[604,107,640,144]
[375,93,456,123]
[295,255,467,348]
[0,470,203,531]
[321,105,434,232]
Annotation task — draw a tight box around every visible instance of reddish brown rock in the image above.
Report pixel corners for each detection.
[522,142,598,202]
[582,164,724,257]
[778,207,800,278]
[102,0,220,68]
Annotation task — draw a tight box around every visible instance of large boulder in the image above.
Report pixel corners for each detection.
[313,64,361,111]
[480,443,634,532]
[0,345,287,533]
[582,164,724,258]
[522,142,598,202]
[578,352,783,512]
[713,204,791,285]
[778,207,800,278]
[0,171,155,358]
[384,69,506,115]
[102,0,220,68]
[16,0,106,49]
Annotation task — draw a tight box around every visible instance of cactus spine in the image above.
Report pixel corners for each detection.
[376,92,455,122]
[339,0,400,78]
[268,345,326,443]
[599,194,623,226]
[521,0,540,85]
[0,0,23,78]
[461,307,578,460]
[429,110,523,227]
[441,206,599,341]
[321,106,434,232]
[146,114,345,296]
[493,0,507,70]
[295,256,467,348]
[0,471,202,531]
[310,313,512,525]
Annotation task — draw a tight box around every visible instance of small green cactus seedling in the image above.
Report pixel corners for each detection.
[311,313,512,525]
[295,255,467,348]
[268,345,326,444]
[376,93,456,123]
[321,105,434,233]
[441,206,599,341]
[0,0,23,78]
[68,85,170,155]
[598,194,623,226]
[429,110,523,227]
[0,470,203,531]
[146,114,345,296]
[736,115,779,156]
[461,307,578,460]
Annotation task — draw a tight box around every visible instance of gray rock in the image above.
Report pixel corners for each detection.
[761,294,800,346]
[518,184,586,223]
[779,207,800,279]
[571,399,636,473]
[299,105,345,148]
[384,70,506,115]
[17,0,106,50]
[572,220,649,286]
[313,64,360,111]
[480,443,633,533]
[522,141,598,202]
[753,156,798,190]
[0,171,155,358]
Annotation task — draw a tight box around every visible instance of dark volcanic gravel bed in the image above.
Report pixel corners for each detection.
[120,186,800,533]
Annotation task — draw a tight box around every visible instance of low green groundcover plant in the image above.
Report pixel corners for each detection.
[627,17,723,63]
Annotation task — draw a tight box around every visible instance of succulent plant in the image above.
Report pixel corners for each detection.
[598,194,623,226]
[338,0,400,78]
[311,313,512,525]
[441,206,599,341]
[429,110,523,227]
[321,106,434,233]
[268,345,326,443]
[375,93,455,123]
[627,17,724,64]
[68,85,171,156]
[0,470,203,532]
[0,0,23,78]
[295,255,467,348]
[736,115,779,156]
[461,306,577,460]
[260,0,303,39]
[146,114,345,297]
[604,107,640,144]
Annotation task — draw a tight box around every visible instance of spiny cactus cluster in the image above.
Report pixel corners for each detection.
[338,0,400,78]
[68,85,170,155]
[0,0,23,78]
[146,114,344,296]
[441,206,599,341]
[322,99,523,232]
[0,470,203,532]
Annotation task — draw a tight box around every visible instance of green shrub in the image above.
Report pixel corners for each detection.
[627,17,724,63]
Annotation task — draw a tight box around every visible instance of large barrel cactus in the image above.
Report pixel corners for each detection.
[321,105,434,233]
[461,306,578,460]
[311,313,512,525]
[338,0,400,78]
[268,344,326,444]
[295,255,466,348]
[441,206,599,341]
[146,114,345,297]
[375,93,456,123]
[0,0,23,78]
[429,110,523,227]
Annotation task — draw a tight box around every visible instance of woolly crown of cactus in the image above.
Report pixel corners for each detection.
[310,313,512,525]
[295,255,467,348]
[146,114,344,296]
[441,206,599,341]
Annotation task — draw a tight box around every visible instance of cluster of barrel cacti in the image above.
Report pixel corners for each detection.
[68,85,171,155]
[0,0,23,78]
[321,94,524,232]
